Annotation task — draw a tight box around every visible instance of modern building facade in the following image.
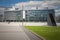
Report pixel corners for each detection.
[0,7,5,22]
[0,7,55,22]
[25,9,55,22]
[4,10,23,22]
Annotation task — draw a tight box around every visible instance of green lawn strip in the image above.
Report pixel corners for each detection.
[25,26,60,40]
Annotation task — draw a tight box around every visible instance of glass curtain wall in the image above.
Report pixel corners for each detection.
[25,9,54,22]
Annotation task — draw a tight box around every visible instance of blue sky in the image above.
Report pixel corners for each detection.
[0,0,43,7]
[0,0,60,16]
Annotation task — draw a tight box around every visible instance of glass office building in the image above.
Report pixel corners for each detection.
[0,8,55,22]
[16,11,23,21]
[25,9,55,22]
[4,10,23,22]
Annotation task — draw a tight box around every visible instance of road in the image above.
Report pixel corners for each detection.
[0,22,43,40]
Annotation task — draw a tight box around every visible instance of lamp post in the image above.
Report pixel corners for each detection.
[22,3,26,26]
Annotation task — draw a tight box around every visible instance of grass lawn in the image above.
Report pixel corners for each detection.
[25,26,60,40]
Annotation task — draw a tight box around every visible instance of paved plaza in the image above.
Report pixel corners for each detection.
[0,22,43,40]
[0,22,31,40]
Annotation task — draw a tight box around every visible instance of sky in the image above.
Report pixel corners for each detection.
[0,0,60,16]
[0,0,60,9]
[0,0,43,7]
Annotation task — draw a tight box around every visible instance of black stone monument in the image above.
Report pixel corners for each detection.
[47,9,57,26]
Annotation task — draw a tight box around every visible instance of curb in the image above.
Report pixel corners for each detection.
[26,29,46,40]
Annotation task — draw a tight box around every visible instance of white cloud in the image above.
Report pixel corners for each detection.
[44,1,60,9]
[45,0,60,1]
[8,6,15,11]
[13,1,47,10]
[10,1,60,10]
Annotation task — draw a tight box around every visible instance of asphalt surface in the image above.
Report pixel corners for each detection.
[0,22,43,40]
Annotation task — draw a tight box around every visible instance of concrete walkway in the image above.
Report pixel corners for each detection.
[0,22,43,40]
[0,22,30,40]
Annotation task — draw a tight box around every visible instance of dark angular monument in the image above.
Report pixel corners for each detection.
[47,9,57,26]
